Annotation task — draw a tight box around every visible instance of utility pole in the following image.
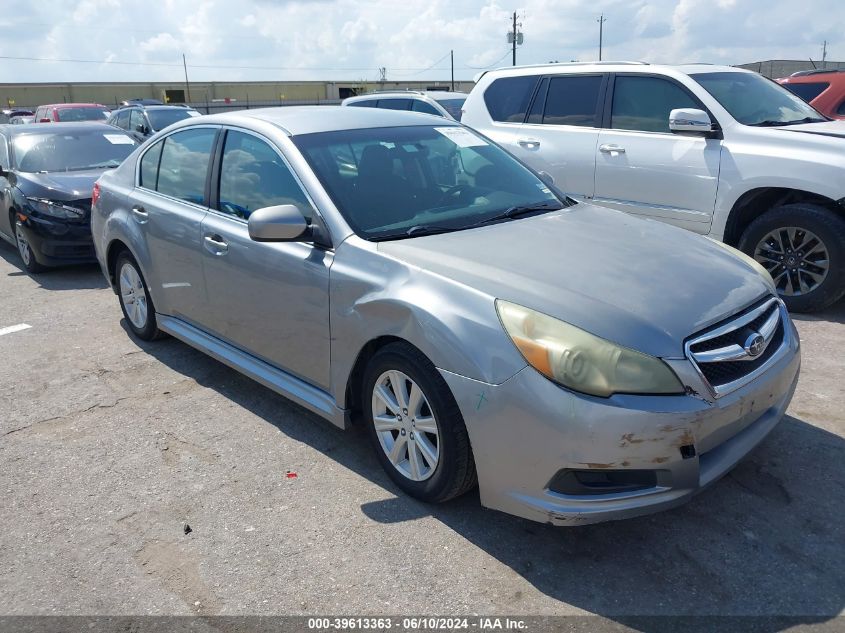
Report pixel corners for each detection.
[182,53,192,104]
[597,14,607,61]
[507,12,523,66]
[450,50,454,91]
[822,40,828,67]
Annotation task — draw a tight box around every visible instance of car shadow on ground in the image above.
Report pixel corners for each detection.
[132,323,844,630]
[791,295,845,325]
[0,242,108,291]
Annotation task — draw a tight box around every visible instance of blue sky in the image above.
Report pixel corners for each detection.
[0,0,841,83]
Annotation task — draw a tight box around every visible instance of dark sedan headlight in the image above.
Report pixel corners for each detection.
[25,197,86,220]
[496,300,684,398]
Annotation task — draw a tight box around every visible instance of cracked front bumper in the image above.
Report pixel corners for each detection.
[439,320,801,526]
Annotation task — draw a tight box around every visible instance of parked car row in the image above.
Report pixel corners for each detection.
[0,62,836,526]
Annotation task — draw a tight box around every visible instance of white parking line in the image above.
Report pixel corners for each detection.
[0,323,32,336]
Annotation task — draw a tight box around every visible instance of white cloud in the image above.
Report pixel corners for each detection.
[0,0,841,83]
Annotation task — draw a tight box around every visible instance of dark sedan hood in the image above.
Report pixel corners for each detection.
[13,169,105,201]
[378,204,773,359]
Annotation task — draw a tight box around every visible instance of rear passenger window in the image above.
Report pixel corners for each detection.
[139,140,163,189]
[377,99,412,110]
[155,128,216,205]
[837,100,845,116]
[411,100,440,116]
[217,130,313,221]
[611,76,700,133]
[543,75,603,127]
[348,100,377,108]
[116,110,130,129]
[484,76,539,122]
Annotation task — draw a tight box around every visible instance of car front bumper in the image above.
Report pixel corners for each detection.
[439,319,801,526]
[17,215,95,266]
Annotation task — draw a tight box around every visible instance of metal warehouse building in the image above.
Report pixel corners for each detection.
[0,79,475,112]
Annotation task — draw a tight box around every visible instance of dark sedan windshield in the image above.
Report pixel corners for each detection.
[691,71,826,126]
[147,109,199,131]
[56,107,110,122]
[293,125,564,240]
[12,130,136,172]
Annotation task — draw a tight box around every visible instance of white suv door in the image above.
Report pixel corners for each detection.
[592,74,722,233]
[470,74,605,201]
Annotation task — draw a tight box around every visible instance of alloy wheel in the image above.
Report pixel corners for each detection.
[753,226,829,297]
[15,224,31,267]
[119,262,148,329]
[371,370,440,482]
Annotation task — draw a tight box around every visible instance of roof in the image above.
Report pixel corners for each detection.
[781,70,845,82]
[114,104,194,112]
[193,106,460,136]
[476,62,747,81]
[37,103,108,108]
[0,122,122,135]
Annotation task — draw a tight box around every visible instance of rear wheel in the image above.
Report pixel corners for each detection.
[363,342,476,503]
[116,251,164,341]
[739,203,845,313]
[15,221,45,274]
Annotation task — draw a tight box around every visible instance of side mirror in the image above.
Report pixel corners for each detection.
[669,108,713,134]
[248,204,308,242]
[135,124,149,134]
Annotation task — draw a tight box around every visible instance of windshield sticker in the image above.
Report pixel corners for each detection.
[434,127,488,148]
[104,134,135,145]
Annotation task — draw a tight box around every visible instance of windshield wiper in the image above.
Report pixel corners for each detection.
[750,116,826,127]
[371,202,564,242]
[471,201,564,227]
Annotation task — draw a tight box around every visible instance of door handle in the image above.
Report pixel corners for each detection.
[517,138,541,149]
[203,234,229,256]
[131,205,148,223]
[599,144,626,154]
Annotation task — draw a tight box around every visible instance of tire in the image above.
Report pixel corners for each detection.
[14,221,46,274]
[115,251,164,341]
[363,342,477,503]
[738,203,845,313]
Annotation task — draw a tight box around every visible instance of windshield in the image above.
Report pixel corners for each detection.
[435,98,466,120]
[293,125,565,241]
[56,107,111,122]
[691,71,825,126]
[12,130,137,172]
[147,109,199,131]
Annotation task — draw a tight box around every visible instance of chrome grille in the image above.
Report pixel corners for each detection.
[685,297,787,397]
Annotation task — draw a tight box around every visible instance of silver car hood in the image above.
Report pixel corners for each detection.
[378,204,772,359]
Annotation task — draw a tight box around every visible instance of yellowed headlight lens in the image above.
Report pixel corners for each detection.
[496,300,683,398]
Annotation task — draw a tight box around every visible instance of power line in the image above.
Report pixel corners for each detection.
[463,49,513,70]
[0,54,459,73]
[389,51,452,77]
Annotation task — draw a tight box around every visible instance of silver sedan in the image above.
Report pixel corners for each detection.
[91,107,800,525]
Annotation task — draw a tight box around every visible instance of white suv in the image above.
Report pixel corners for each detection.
[462,62,845,312]
[342,90,466,121]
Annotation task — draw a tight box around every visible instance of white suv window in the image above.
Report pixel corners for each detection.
[611,76,699,133]
[542,75,603,127]
[483,76,539,122]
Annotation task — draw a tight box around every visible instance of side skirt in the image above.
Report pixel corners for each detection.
[157,314,349,430]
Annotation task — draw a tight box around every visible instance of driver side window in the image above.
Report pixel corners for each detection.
[217,130,314,221]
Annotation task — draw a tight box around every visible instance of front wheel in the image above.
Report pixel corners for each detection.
[363,342,477,503]
[15,222,46,274]
[739,203,845,313]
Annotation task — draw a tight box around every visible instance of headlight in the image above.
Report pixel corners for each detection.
[25,197,85,220]
[496,300,684,398]
[705,237,774,287]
